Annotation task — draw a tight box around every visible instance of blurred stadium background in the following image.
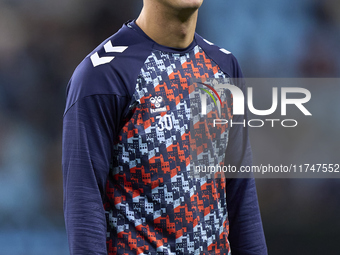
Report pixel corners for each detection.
[0,0,339,254]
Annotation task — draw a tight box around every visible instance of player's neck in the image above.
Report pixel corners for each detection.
[136,4,198,49]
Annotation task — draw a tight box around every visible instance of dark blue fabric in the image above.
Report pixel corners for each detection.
[64,22,154,115]
[63,95,131,255]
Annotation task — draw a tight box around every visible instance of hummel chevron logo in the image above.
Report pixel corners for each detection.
[90,40,128,67]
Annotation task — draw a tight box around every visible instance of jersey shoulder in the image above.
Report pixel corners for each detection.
[65,22,154,114]
[195,34,244,79]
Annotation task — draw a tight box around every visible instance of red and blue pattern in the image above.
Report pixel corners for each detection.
[104,46,233,255]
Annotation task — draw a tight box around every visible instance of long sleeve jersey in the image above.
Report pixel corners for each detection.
[62,20,267,255]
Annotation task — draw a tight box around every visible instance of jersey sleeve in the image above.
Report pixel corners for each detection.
[62,54,131,254]
[224,60,268,254]
[63,94,129,255]
[62,22,154,254]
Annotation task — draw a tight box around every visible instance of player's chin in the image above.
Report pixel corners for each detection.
[177,0,204,9]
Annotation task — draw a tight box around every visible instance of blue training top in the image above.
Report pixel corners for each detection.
[62,20,267,255]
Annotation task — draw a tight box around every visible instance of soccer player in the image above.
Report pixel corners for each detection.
[62,0,267,254]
